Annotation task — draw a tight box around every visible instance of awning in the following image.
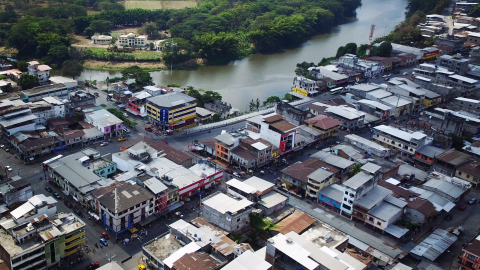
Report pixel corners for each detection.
[129,227,138,233]
[384,224,409,238]
[139,215,158,227]
[167,202,183,212]
[443,201,456,212]
[126,108,140,116]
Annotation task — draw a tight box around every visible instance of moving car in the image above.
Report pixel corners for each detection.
[145,126,153,132]
[4,148,9,152]
[100,142,109,147]
[99,238,108,246]
[0,145,4,148]
[74,208,83,216]
[459,205,466,211]
[53,192,62,199]
[233,172,242,178]
[118,137,127,142]
[86,262,100,270]
[5,166,12,172]
[224,168,233,174]
[444,214,453,221]
[64,201,74,208]
[45,186,52,193]
[101,232,110,240]
[468,198,477,205]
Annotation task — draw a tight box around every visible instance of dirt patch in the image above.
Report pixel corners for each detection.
[84,60,166,70]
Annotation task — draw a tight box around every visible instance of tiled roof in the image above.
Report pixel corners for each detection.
[269,119,297,132]
[457,160,480,177]
[465,235,480,256]
[435,149,471,165]
[263,114,283,123]
[305,115,342,130]
[122,137,193,165]
[273,211,314,235]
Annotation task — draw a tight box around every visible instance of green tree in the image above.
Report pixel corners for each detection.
[469,5,480,17]
[88,19,113,34]
[139,23,160,40]
[202,90,222,104]
[61,60,84,79]
[45,44,70,66]
[155,19,168,31]
[18,74,40,89]
[336,46,346,58]
[255,98,260,109]
[349,163,362,175]
[263,96,281,106]
[344,42,357,55]
[375,42,392,57]
[121,65,153,86]
[16,61,28,72]
[229,233,243,243]
[449,133,467,151]
[249,212,280,235]
[100,104,107,107]
[249,99,256,111]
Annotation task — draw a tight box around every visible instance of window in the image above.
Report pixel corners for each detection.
[458,172,462,175]
[237,218,240,222]
[377,222,382,226]
[467,174,470,178]
[368,217,374,222]
[345,191,348,195]
[343,205,351,210]
[467,253,477,261]
[344,198,347,201]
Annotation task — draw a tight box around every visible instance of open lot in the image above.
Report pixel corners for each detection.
[124,0,197,10]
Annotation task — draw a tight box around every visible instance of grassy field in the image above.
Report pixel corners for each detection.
[89,48,162,60]
[124,0,197,10]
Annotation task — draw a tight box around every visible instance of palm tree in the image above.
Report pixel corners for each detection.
[229,233,243,243]
[349,163,362,175]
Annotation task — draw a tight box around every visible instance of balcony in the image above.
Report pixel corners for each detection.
[458,259,474,270]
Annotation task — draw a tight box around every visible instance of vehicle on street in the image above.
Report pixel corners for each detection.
[233,172,242,178]
[86,262,100,270]
[403,72,408,75]
[101,232,110,240]
[393,70,400,74]
[459,205,466,211]
[0,145,4,148]
[382,75,388,78]
[224,168,233,174]
[123,113,128,118]
[4,148,9,152]
[118,137,127,142]
[444,214,453,221]
[73,208,83,216]
[94,93,100,97]
[64,201,74,208]
[53,192,62,199]
[100,142,109,147]
[5,166,12,172]
[99,238,108,246]
[468,198,477,205]
[45,186,52,193]
[145,126,152,132]
[138,265,147,270]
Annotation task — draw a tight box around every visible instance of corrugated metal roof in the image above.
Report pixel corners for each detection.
[273,211,314,235]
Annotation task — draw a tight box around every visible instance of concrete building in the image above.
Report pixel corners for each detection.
[127,91,151,117]
[201,192,253,233]
[91,35,112,45]
[324,105,366,130]
[222,249,272,270]
[98,181,155,237]
[456,159,480,187]
[246,114,297,155]
[204,100,239,119]
[306,168,334,201]
[357,99,392,120]
[459,233,480,270]
[147,92,197,130]
[413,145,446,168]
[118,33,148,47]
[304,115,342,140]
[452,97,480,115]
[265,231,367,270]
[386,84,426,113]
[348,84,381,99]
[373,125,427,158]
[0,179,33,207]
[378,96,412,117]
[292,76,320,96]
[390,44,440,61]
[308,66,348,86]
[85,109,124,139]
[436,54,470,75]
[10,194,57,225]
[337,54,383,78]
[0,99,37,138]
[28,98,65,125]
[0,213,86,270]
[432,149,471,177]
[275,102,308,126]
[340,172,375,216]
[47,148,114,208]
[310,151,355,175]
[344,134,391,157]
[27,61,51,85]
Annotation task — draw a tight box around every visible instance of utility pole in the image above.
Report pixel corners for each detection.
[366,24,375,61]
[170,41,177,74]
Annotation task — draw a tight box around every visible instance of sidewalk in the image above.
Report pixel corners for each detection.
[185,92,313,134]
[275,188,404,259]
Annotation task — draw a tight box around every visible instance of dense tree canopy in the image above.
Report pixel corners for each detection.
[62,60,84,79]
[185,86,222,107]
[121,65,153,86]
[18,74,40,90]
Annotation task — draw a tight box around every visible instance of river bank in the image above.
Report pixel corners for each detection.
[79,0,409,109]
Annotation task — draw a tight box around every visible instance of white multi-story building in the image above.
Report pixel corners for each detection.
[118,33,148,47]
[27,61,51,85]
[28,97,65,125]
[85,109,123,139]
[98,181,155,236]
[337,53,383,78]
[10,194,57,225]
[246,113,297,154]
[373,125,427,158]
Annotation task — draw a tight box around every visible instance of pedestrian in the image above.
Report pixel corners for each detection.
[93,248,96,254]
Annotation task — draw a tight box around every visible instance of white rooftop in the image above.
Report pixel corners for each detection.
[380,96,411,108]
[251,142,268,151]
[449,74,478,84]
[326,106,364,120]
[202,193,253,214]
[222,250,272,270]
[374,125,426,141]
[358,99,392,111]
[226,179,258,194]
[258,191,288,209]
[163,242,202,268]
[243,176,274,193]
[455,97,480,103]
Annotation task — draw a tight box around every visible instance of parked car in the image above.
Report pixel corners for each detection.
[64,201,74,208]
[101,232,110,240]
[100,142,109,147]
[53,192,62,199]
[0,145,4,148]
[382,75,388,78]
[4,148,9,152]
[5,166,12,172]
[86,262,100,270]
[233,172,242,178]
[224,168,233,174]
[73,208,83,216]
[118,137,127,142]
[403,72,408,75]
[99,238,108,246]
[468,198,477,205]
[459,205,466,211]
[45,186,52,193]
[145,126,152,132]
[444,214,453,221]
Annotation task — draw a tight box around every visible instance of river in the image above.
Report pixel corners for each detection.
[79,0,408,110]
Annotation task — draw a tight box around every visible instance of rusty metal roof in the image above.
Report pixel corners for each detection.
[273,210,314,235]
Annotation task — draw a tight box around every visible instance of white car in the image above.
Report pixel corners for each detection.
[0,145,4,148]
[233,172,242,178]
[5,166,12,172]
[382,75,388,78]
[100,142,109,147]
